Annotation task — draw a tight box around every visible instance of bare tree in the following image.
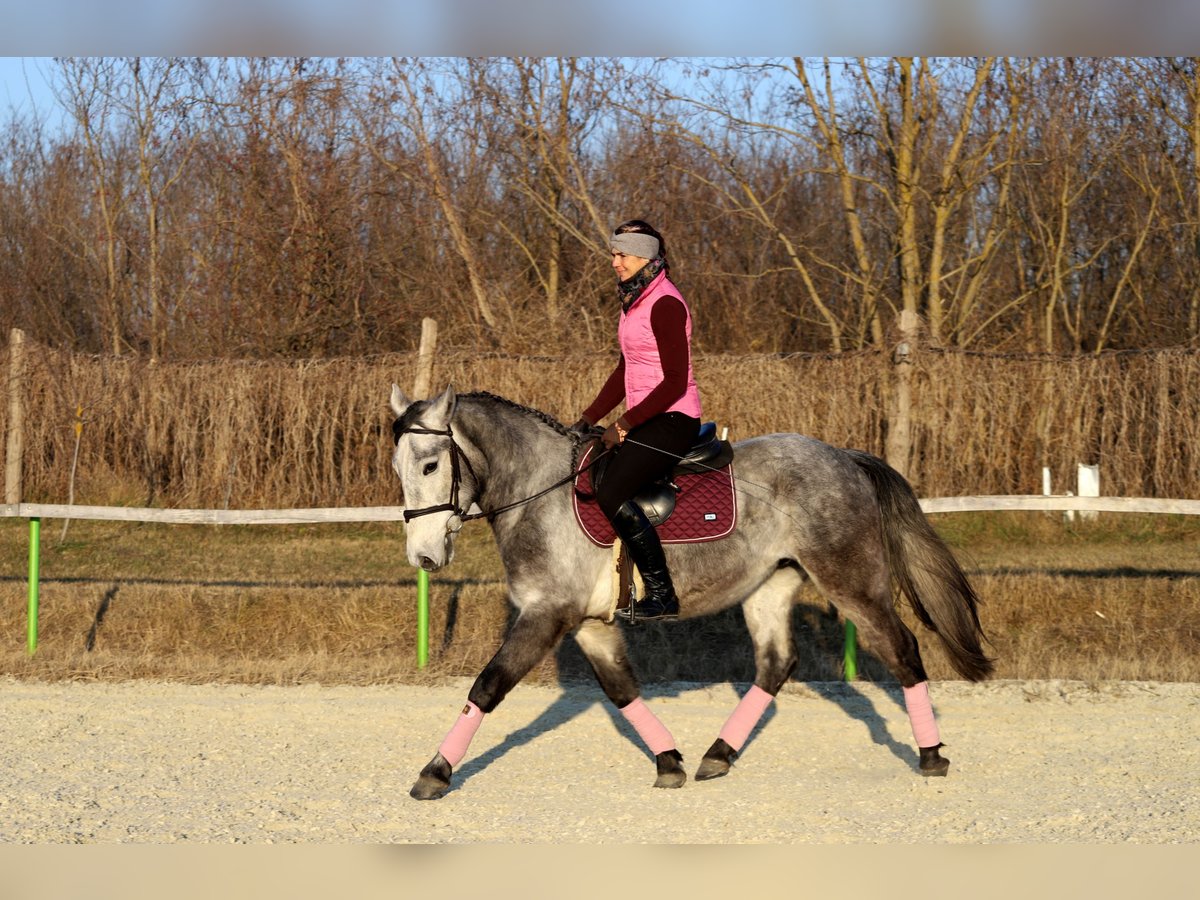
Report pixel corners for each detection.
[917,58,1012,345]
[51,57,133,355]
[1125,57,1200,347]
[791,57,888,347]
[3,56,1198,359]
[210,58,374,356]
[652,58,1023,353]
[361,58,500,342]
[0,111,90,345]
[1092,150,1161,353]
[654,59,853,351]
[1013,59,1138,352]
[124,57,211,360]
[471,57,616,329]
[949,59,1036,348]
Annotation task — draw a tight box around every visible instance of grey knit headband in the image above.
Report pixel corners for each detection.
[611,232,660,260]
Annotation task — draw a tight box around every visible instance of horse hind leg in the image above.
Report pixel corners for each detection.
[574,619,686,789]
[816,567,951,777]
[696,566,802,782]
[858,614,950,776]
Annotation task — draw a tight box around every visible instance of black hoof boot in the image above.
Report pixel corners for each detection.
[410,753,453,800]
[654,749,687,788]
[918,744,950,777]
[695,738,738,781]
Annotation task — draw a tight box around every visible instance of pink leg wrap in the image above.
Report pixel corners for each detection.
[903,682,941,748]
[438,701,484,767]
[717,685,774,752]
[619,697,676,755]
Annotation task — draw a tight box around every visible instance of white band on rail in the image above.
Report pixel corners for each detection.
[919,496,1200,515]
[1,503,408,525]
[4,496,1200,524]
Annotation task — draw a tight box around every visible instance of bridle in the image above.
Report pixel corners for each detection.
[393,418,607,528]
[393,422,482,525]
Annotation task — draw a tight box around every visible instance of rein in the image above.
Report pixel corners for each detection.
[395,421,608,527]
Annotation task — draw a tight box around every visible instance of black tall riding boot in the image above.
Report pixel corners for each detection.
[611,501,680,622]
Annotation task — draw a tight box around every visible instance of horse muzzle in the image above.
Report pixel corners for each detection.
[408,524,457,572]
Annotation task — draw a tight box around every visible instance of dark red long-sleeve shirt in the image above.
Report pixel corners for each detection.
[581,295,690,429]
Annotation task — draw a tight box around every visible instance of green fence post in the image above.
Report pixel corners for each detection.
[843,619,857,681]
[27,516,40,656]
[416,568,429,668]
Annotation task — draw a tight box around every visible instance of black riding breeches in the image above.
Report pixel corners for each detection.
[596,412,701,521]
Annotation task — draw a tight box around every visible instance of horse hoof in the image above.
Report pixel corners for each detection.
[654,770,686,789]
[695,757,731,781]
[918,745,950,777]
[410,775,450,800]
[654,749,687,789]
[694,738,737,781]
[410,753,453,800]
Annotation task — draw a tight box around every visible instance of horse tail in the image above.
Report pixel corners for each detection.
[846,449,995,682]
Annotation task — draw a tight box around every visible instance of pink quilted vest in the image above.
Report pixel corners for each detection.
[618,271,702,419]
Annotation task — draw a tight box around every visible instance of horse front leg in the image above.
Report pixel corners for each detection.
[574,619,686,789]
[696,568,800,782]
[410,605,574,800]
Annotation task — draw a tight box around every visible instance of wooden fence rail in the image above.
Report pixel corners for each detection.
[1,503,408,525]
[7,494,1200,524]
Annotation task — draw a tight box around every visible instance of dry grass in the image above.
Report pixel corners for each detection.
[2,513,1198,685]
[5,343,1200,508]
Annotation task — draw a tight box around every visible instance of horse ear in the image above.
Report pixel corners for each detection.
[426,384,457,426]
[390,383,412,417]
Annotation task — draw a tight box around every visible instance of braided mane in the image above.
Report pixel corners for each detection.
[461,391,583,443]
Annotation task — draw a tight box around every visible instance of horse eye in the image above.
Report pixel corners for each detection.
[422,461,438,476]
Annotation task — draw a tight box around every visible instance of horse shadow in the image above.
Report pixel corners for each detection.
[451,599,920,791]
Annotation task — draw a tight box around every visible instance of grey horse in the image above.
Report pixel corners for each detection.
[390,385,993,800]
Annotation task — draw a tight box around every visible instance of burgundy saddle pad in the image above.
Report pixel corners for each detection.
[572,444,738,547]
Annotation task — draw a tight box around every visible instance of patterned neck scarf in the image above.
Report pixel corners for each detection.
[617,256,666,312]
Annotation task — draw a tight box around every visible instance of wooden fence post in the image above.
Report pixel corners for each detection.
[871,310,920,678]
[1078,463,1100,522]
[414,317,438,401]
[5,328,25,505]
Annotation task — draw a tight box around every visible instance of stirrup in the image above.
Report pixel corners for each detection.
[616,594,679,624]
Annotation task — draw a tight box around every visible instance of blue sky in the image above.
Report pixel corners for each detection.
[1,1,1197,133]
[1,3,860,56]
[2,2,1196,59]
[0,57,58,122]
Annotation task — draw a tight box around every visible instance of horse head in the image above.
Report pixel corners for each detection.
[389,383,468,572]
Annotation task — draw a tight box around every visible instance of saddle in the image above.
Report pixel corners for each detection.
[573,423,737,622]
[573,422,737,544]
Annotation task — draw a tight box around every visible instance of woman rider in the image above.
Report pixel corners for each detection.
[572,220,702,621]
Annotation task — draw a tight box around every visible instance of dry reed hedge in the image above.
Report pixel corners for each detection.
[3,340,1199,508]
[913,350,1200,496]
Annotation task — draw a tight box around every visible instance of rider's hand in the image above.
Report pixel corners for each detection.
[601,417,629,450]
[601,423,620,449]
